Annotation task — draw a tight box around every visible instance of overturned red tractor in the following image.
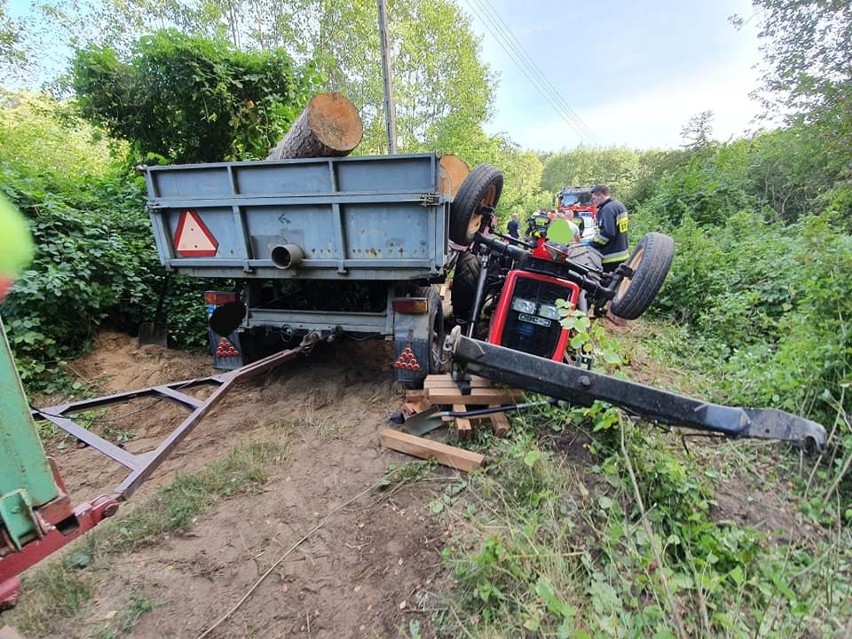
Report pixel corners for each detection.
[449,165,675,363]
[441,164,825,450]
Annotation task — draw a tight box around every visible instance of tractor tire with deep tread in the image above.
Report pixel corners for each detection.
[609,232,675,320]
[416,286,446,375]
[450,250,481,325]
[449,164,504,246]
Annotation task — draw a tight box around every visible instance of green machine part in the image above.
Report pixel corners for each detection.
[0,317,60,549]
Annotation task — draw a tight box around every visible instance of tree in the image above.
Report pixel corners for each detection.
[742,0,851,117]
[737,1,851,154]
[0,0,27,77]
[493,143,547,221]
[72,30,321,163]
[733,0,852,219]
[0,91,117,183]
[540,146,643,200]
[31,0,496,157]
[680,110,714,150]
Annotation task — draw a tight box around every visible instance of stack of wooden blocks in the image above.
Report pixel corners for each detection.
[380,374,524,472]
[417,374,524,438]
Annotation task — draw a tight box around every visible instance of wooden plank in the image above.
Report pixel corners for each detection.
[453,404,472,439]
[379,429,484,472]
[423,374,496,389]
[425,388,523,405]
[489,408,510,436]
[423,373,493,384]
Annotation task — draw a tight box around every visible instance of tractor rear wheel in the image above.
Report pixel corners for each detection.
[416,286,446,374]
[450,250,481,326]
[449,164,504,245]
[609,232,675,320]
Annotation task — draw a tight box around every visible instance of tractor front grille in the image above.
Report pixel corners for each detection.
[492,274,576,360]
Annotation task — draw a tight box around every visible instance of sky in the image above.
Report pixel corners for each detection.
[459,0,766,151]
[7,0,766,153]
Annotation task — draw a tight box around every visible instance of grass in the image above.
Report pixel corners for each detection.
[89,588,160,639]
[428,319,852,639]
[5,440,288,638]
[434,414,851,638]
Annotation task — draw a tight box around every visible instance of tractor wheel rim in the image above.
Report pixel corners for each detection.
[467,184,498,235]
[615,247,645,299]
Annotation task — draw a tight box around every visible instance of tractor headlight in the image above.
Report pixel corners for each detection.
[511,298,537,314]
[539,304,560,320]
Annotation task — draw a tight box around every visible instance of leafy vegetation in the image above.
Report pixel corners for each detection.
[0,94,219,391]
[431,319,851,638]
[73,29,322,163]
[436,402,851,638]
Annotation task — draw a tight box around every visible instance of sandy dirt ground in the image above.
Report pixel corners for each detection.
[32,332,453,638]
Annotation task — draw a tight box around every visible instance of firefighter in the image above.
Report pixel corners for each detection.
[589,185,628,272]
[526,209,551,239]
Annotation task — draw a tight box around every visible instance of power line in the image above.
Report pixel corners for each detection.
[470,0,595,139]
[463,0,596,141]
[476,0,595,139]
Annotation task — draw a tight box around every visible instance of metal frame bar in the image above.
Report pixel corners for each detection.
[450,332,827,448]
[31,340,312,502]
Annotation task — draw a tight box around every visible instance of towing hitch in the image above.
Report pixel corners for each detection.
[447,330,827,449]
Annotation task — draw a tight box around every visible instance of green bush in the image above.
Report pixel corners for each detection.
[642,208,850,421]
[0,164,215,391]
[0,94,215,391]
[73,29,321,163]
[1,165,150,389]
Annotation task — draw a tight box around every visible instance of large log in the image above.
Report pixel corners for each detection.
[438,154,470,198]
[266,92,363,160]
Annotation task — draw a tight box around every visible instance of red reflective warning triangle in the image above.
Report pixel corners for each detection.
[174,209,219,257]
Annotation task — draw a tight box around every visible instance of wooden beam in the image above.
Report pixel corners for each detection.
[424,388,523,405]
[489,408,510,436]
[423,374,497,389]
[379,429,484,472]
[452,404,472,439]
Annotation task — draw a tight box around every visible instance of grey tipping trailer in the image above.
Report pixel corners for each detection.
[143,152,454,383]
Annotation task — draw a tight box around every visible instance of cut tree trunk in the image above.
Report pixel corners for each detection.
[266,92,363,160]
[438,154,470,198]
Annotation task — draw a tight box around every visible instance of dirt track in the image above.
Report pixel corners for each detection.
[38,332,450,638]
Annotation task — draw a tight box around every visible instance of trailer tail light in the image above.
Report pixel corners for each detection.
[392,298,428,314]
[205,291,237,306]
[394,347,421,371]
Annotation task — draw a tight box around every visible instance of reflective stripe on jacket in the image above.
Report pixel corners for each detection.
[591,198,629,263]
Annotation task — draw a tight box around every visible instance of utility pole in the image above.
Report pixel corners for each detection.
[377,0,398,154]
